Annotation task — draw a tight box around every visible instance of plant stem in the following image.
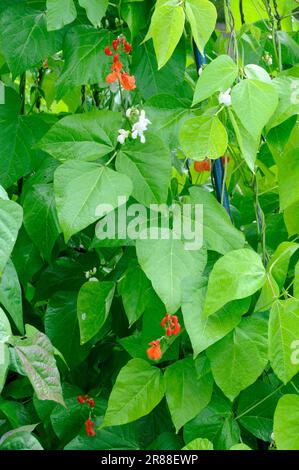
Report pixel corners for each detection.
[19,72,26,115]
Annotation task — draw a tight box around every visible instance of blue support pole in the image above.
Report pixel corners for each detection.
[192,40,232,218]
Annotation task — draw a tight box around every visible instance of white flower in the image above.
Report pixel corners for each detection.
[219,88,232,106]
[126,107,139,119]
[264,52,273,66]
[117,129,130,144]
[131,110,151,143]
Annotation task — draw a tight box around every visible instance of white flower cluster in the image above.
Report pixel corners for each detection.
[263,52,273,66]
[117,108,151,145]
[218,88,232,106]
[84,267,97,281]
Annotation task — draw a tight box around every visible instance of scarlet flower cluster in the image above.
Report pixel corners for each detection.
[77,395,96,437]
[161,313,181,337]
[85,418,95,437]
[147,340,162,361]
[194,156,230,173]
[77,394,94,408]
[146,313,181,361]
[105,37,136,91]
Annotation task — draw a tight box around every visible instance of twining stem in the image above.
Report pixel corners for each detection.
[252,175,268,266]
[239,0,245,25]
[19,72,26,115]
[36,67,44,111]
[81,85,86,107]
[265,0,282,71]
[105,150,118,166]
[221,155,228,205]
[92,84,100,108]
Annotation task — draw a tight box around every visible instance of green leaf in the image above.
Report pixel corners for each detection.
[237,381,281,442]
[65,420,140,450]
[11,228,43,286]
[38,110,122,162]
[132,39,186,101]
[274,394,299,450]
[77,281,115,344]
[118,261,153,326]
[230,444,251,450]
[148,4,185,69]
[203,249,266,316]
[164,356,213,431]
[0,88,57,188]
[0,431,43,450]
[231,79,278,139]
[144,94,194,149]
[54,160,133,242]
[269,299,299,384]
[0,260,23,333]
[78,0,108,27]
[103,358,165,427]
[244,64,271,83]
[0,198,23,276]
[181,277,251,357]
[207,316,268,401]
[46,0,77,31]
[185,0,216,54]
[116,134,172,207]
[183,390,240,450]
[268,77,299,129]
[45,291,91,368]
[51,396,90,442]
[228,108,260,172]
[0,4,63,78]
[189,187,245,254]
[179,115,228,161]
[23,184,60,261]
[13,332,64,406]
[57,26,110,99]
[0,342,9,393]
[136,234,207,313]
[267,241,299,290]
[193,55,238,105]
[0,306,12,342]
[278,148,299,210]
[182,438,213,450]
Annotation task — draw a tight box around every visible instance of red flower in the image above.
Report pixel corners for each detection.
[112,60,123,73]
[77,395,85,404]
[105,46,113,56]
[221,155,230,165]
[147,340,162,361]
[112,38,119,51]
[123,41,132,54]
[87,399,95,408]
[119,72,136,91]
[106,71,119,84]
[85,419,96,437]
[160,313,181,337]
[194,160,211,172]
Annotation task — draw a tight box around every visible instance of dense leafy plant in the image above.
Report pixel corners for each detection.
[0,0,299,451]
